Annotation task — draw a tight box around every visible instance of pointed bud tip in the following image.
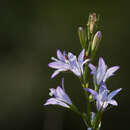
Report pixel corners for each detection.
[78,27,87,49]
[97,31,102,39]
[78,26,83,31]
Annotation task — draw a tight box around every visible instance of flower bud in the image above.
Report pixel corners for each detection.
[91,31,102,52]
[88,13,97,34]
[78,27,87,49]
[89,94,93,101]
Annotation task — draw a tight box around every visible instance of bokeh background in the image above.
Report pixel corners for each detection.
[0,0,129,130]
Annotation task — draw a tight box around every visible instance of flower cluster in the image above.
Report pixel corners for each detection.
[45,57,121,111]
[44,13,122,130]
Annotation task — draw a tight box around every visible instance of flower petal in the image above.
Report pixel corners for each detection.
[97,58,107,83]
[96,100,102,111]
[51,69,67,78]
[102,101,108,110]
[89,63,96,75]
[107,99,118,106]
[57,49,65,61]
[62,77,64,90]
[108,88,122,100]
[51,57,58,61]
[51,70,60,79]
[96,57,107,84]
[82,59,90,65]
[99,82,107,95]
[44,98,70,108]
[68,53,79,69]
[68,52,81,77]
[100,89,108,102]
[56,86,72,105]
[85,88,97,100]
[91,112,96,123]
[87,128,92,130]
[103,66,120,82]
[49,88,56,96]
[80,59,90,74]
[78,49,85,64]
[48,61,70,69]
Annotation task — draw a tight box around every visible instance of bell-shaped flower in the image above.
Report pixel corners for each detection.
[44,78,72,108]
[85,83,122,111]
[89,57,120,85]
[48,49,89,78]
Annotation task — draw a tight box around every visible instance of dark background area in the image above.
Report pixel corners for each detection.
[0,0,129,130]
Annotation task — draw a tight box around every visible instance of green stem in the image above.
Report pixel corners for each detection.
[93,111,102,130]
[83,118,89,128]
[87,41,91,56]
[83,64,88,83]
[79,77,91,127]
[85,91,91,127]
[80,27,97,128]
[70,105,89,128]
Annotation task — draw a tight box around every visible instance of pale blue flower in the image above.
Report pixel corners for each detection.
[44,78,72,108]
[89,57,120,85]
[48,49,89,78]
[85,83,122,111]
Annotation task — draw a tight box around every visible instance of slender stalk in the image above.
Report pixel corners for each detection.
[93,111,102,130]
[70,105,90,128]
[79,77,91,128]
[83,118,89,128]
[85,91,91,127]
[83,64,88,82]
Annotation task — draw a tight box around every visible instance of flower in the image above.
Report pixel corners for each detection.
[89,57,120,85]
[44,78,72,108]
[85,83,122,111]
[48,49,89,78]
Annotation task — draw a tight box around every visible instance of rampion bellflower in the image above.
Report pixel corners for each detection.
[48,49,89,78]
[89,57,120,85]
[85,83,122,111]
[44,78,72,108]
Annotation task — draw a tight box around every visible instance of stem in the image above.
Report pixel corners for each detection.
[79,77,91,127]
[85,91,91,127]
[93,111,102,130]
[87,40,91,56]
[81,27,97,128]
[70,105,89,128]
[83,64,88,83]
[83,118,89,128]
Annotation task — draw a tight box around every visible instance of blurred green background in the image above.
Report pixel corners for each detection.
[0,0,129,130]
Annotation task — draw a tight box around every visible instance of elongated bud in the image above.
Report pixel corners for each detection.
[78,27,87,49]
[88,13,97,34]
[91,31,102,52]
